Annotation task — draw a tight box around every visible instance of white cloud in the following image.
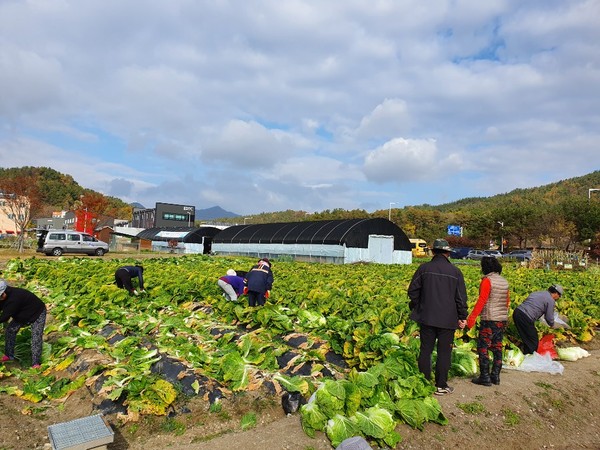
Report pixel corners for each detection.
[364,138,440,182]
[356,99,412,140]
[201,120,304,168]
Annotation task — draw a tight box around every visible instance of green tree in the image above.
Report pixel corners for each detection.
[0,172,43,252]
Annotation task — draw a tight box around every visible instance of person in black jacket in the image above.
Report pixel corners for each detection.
[407,239,468,395]
[244,258,273,307]
[115,265,145,295]
[0,279,47,368]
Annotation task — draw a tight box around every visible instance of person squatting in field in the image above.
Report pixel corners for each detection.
[467,256,510,386]
[513,284,565,354]
[0,279,47,368]
[244,258,273,307]
[115,265,146,295]
[407,239,468,396]
[217,269,246,302]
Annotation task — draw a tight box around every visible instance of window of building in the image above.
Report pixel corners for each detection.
[162,212,187,221]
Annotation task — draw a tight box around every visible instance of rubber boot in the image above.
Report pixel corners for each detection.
[471,358,492,386]
[490,364,501,385]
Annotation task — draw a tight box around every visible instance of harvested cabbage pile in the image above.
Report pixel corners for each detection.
[556,347,591,361]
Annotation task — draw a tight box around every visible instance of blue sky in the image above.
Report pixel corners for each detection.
[1,0,599,215]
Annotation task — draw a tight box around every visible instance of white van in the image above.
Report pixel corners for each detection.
[36,230,109,256]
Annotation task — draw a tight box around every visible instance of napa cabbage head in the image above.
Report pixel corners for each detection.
[314,380,347,418]
[504,346,525,367]
[325,414,359,448]
[351,406,396,439]
[300,402,328,437]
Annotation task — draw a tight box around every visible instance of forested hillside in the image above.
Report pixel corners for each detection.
[0,166,132,220]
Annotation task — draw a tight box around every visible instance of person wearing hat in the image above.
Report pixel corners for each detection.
[512,284,565,354]
[407,239,468,395]
[114,264,146,295]
[217,269,246,302]
[244,258,273,307]
[0,279,47,368]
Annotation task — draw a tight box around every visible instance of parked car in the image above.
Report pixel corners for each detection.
[505,249,532,261]
[36,229,109,256]
[484,250,504,258]
[466,249,487,260]
[450,247,472,259]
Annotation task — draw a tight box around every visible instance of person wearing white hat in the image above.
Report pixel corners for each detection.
[512,284,565,354]
[0,279,47,368]
[217,269,246,301]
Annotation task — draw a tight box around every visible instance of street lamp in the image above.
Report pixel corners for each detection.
[388,202,396,221]
[589,188,600,200]
[497,221,504,253]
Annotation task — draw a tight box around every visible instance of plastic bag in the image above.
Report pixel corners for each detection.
[517,352,564,375]
[537,334,558,359]
[539,312,570,329]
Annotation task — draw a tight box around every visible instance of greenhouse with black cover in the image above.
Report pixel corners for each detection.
[211,218,413,264]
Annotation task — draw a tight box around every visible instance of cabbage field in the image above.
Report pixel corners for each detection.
[0,256,598,447]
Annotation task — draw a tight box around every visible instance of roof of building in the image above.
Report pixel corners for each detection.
[136,226,222,243]
[212,218,411,250]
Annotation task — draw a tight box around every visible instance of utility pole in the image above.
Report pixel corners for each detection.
[497,221,504,253]
[388,202,396,221]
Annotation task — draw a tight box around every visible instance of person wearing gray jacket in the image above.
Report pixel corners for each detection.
[512,284,564,354]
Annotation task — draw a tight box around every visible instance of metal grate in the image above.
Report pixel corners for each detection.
[48,414,114,450]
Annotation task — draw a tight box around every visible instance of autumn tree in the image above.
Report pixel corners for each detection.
[0,173,43,252]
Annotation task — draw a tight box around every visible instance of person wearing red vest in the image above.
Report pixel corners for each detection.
[467,257,510,386]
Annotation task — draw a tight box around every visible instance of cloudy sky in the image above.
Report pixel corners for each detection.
[1,1,599,215]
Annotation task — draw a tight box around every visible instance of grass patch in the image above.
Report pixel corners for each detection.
[534,381,554,390]
[457,401,486,415]
[549,398,564,411]
[240,412,257,430]
[502,408,520,426]
[209,401,223,413]
[160,417,186,436]
[191,429,234,443]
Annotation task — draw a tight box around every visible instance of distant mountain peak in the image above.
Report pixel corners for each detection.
[196,205,239,220]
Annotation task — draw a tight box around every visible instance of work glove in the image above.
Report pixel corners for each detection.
[133,289,139,296]
[243,286,248,295]
[264,290,270,299]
